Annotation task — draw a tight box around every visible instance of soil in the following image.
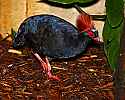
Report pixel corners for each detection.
[0,36,113,100]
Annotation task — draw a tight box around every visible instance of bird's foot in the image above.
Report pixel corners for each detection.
[32,52,60,81]
[39,61,60,80]
[44,57,60,80]
[47,71,60,80]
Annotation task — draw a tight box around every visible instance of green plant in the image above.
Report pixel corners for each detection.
[103,0,124,70]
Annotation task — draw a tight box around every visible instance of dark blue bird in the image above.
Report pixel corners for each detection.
[13,13,99,80]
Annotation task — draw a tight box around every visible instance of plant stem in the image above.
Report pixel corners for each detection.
[74,4,106,21]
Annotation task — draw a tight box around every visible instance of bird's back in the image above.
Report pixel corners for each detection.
[14,15,90,59]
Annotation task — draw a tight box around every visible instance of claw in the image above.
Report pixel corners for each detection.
[32,52,59,80]
[47,71,60,80]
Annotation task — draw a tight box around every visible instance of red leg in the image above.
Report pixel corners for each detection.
[44,56,60,80]
[33,53,47,72]
[32,52,59,80]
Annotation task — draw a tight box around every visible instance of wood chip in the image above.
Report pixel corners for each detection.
[8,49,22,55]
[52,66,67,70]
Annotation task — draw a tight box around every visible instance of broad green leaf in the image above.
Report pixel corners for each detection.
[103,18,123,70]
[106,0,124,28]
[48,0,95,4]
[102,18,112,48]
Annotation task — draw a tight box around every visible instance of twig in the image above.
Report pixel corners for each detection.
[74,4,87,15]
[91,15,106,21]
[1,82,11,87]
[52,66,67,70]
[0,34,11,42]
[74,4,106,21]
[94,82,113,90]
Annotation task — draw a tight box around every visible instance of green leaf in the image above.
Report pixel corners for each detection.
[102,18,112,47]
[106,0,124,28]
[103,18,123,70]
[103,0,124,70]
[48,0,95,4]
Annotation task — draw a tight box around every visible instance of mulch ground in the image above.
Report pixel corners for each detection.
[0,36,113,100]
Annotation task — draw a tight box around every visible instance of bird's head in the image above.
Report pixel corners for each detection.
[12,29,26,49]
[76,13,99,43]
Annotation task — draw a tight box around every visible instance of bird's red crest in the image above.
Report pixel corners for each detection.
[76,13,93,33]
